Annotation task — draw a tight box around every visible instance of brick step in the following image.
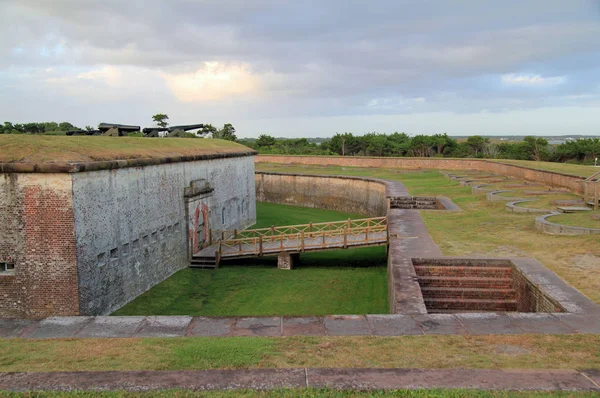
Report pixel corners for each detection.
[417,276,513,289]
[191,256,217,269]
[424,298,518,311]
[420,287,516,300]
[414,266,511,278]
[391,200,437,205]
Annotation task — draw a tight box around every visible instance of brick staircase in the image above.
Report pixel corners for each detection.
[190,255,218,269]
[415,264,518,313]
[390,196,439,210]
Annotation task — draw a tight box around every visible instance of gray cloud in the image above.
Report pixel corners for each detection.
[1,0,599,135]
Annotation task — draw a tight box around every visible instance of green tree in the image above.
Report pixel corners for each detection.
[199,124,218,137]
[466,135,489,157]
[409,135,434,157]
[214,123,237,141]
[522,136,549,161]
[152,113,169,128]
[256,134,276,147]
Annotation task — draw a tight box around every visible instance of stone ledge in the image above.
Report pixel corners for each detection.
[506,199,553,214]
[535,213,600,235]
[486,190,528,202]
[0,150,257,174]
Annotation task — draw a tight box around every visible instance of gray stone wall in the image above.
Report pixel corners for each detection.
[72,156,256,315]
[255,172,387,216]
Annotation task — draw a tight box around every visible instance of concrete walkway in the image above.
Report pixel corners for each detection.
[2,312,600,339]
[1,368,599,391]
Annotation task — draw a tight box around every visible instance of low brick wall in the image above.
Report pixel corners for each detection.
[512,266,564,312]
[255,155,586,194]
[536,213,600,235]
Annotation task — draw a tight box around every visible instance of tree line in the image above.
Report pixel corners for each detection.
[239,133,600,164]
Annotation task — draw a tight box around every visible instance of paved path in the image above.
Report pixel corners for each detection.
[1,368,599,391]
[2,312,600,339]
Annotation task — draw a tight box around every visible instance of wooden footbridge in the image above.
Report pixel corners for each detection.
[192,216,389,268]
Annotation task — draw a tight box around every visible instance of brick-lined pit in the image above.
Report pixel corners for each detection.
[412,258,565,313]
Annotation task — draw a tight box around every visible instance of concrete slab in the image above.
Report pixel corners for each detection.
[455,313,522,335]
[188,317,234,337]
[558,206,592,213]
[554,314,600,334]
[367,315,423,336]
[505,313,576,334]
[0,318,40,338]
[22,317,93,339]
[581,369,600,387]
[232,317,282,336]
[412,314,468,335]
[0,369,307,392]
[77,316,146,338]
[307,368,598,391]
[132,316,192,338]
[324,315,371,336]
[282,317,326,336]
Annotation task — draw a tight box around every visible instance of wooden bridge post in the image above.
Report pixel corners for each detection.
[234,229,238,238]
[301,231,305,251]
[309,222,313,238]
[343,227,348,248]
[259,236,263,256]
[322,232,326,248]
[271,225,275,236]
[221,231,225,241]
[238,239,242,254]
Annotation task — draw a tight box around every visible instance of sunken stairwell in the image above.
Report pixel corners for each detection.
[390,196,439,210]
[415,263,518,313]
[190,255,218,269]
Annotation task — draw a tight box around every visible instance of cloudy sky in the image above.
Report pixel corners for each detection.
[1,0,599,137]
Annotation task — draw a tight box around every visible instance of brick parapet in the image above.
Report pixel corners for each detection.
[255,155,587,194]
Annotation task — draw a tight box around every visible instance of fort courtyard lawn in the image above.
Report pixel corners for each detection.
[112,202,389,316]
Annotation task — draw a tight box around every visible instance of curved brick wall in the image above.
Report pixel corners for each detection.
[255,155,586,194]
[255,172,387,217]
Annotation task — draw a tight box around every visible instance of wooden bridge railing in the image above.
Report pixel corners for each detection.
[216,216,388,258]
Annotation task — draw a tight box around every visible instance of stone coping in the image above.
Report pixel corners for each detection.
[506,199,553,214]
[0,150,257,173]
[2,312,600,339]
[486,190,528,202]
[536,213,600,235]
[1,368,600,392]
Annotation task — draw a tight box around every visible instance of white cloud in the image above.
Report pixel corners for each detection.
[502,73,565,86]
[161,62,260,102]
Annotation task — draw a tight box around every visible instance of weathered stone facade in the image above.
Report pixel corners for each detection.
[255,172,387,216]
[1,154,256,317]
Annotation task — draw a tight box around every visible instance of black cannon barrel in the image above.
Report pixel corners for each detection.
[142,127,170,134]
[98,123,141,132]
[168,123,204,131]
[66,130,101,136]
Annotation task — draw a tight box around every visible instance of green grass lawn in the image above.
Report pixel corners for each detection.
[0,135,251,163]
[548,212,600,229]
[113,202,388,316]
[256,163,600,303]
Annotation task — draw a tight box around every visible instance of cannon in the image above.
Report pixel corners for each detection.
[142,123,204,138]
[98,123,141,137]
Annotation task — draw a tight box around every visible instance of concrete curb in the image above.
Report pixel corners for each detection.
[505,199,553,214]
[0,368,599,392]
[536,213,600,235]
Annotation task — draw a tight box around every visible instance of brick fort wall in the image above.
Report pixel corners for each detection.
[0,173,79,318]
